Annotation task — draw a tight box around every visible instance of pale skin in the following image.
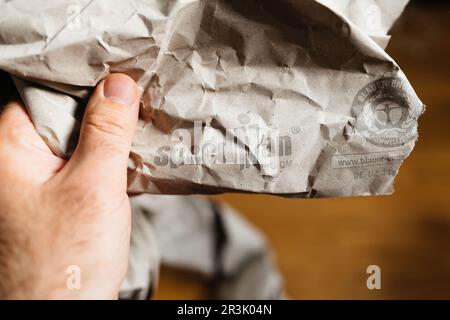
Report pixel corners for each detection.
[0,74,140,299]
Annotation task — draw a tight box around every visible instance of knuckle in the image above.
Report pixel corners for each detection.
[82,112,130,156]
[86,133,127,158]
[84,111,129,139]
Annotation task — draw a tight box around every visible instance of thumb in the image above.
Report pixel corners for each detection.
[64,74,139,189]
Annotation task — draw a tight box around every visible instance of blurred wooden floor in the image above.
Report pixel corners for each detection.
[155,6,450,299]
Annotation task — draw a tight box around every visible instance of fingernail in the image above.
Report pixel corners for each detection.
[103,75,137,106]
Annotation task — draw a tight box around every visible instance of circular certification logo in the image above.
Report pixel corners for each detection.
[351,77,422,148]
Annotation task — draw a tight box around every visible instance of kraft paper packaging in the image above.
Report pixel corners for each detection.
[0,0,424,197]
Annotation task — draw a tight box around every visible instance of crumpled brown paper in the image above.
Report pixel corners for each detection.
[121,195,283,300]
[0,0,424,197]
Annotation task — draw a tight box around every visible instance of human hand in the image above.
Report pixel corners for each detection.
[0,74,139,299]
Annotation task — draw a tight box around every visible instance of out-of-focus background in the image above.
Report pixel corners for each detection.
[156,0,450,299]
